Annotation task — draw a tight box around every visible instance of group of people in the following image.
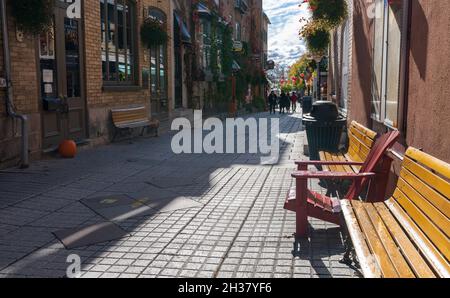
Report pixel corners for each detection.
[268,91,300,115]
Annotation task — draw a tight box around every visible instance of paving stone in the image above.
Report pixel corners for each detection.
[53,222,129,249]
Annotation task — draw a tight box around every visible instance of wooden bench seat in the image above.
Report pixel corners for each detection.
[341,147,450,278]
[320,121,377,173]
[111,106,159,141]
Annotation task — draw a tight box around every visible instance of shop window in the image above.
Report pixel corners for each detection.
[148,8,167,98]
[371,0,404,128]
[100,0,137,85]
[39,25,57,100]
[201,19,212,70]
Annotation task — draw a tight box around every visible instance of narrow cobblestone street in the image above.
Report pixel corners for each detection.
[0,112,360,278]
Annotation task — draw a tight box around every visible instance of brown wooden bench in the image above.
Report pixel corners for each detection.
[111,106,159,141]
[340,147,450,278]
[320,121,377,173]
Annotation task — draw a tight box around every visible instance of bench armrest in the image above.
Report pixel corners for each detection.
[291,171,376,180]
[295,160,364,167]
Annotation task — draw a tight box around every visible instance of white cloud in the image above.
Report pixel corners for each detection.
[263,0,310,67]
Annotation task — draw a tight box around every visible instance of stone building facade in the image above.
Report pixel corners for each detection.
[328,0,450,162]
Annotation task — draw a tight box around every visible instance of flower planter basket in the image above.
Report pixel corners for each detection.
[140,18,168,48]
[300,20,330,54]
[11,0,54,35]
[308,0,348,27]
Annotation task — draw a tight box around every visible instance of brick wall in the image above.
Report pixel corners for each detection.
[0,1,41,167]
[83,0,176,143]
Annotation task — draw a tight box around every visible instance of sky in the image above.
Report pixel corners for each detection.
[263,0,310,67]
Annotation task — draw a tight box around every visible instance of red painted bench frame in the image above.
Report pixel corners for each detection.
[285,130,400,238]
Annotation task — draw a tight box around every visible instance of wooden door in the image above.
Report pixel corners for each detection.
[41,4,86,151]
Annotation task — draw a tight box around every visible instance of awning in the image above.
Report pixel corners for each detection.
[232,60,241,71]
[197,3,211,16]
[174,13,191,44]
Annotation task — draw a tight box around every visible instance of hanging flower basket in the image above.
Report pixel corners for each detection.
[308,0,348,28]
[300,20,330,54]
[11,0,54,35]
[140,18,168,48]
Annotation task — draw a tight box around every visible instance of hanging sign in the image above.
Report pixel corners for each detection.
[233,41,243,52]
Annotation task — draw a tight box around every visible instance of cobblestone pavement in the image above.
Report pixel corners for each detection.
[0,112,361,278]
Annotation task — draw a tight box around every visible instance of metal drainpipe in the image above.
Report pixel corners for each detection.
[1,0,29,168]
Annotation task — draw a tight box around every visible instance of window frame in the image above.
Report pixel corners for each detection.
[235,22,241,41]
[201,18,212,70]
[339,18,351,114]
[147,7,168,99]
[101,0,138,87]
[371,0,407,130]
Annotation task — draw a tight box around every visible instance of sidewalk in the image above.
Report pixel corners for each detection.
[0,112,360,278]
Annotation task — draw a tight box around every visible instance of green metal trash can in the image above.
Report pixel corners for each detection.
[302,96,313,114]
[302,101,346,160]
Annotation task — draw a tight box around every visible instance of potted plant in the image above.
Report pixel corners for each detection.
[140,18,168,48]
[300,20,330,55]
[308,0,348,28]
[11,0,54,35]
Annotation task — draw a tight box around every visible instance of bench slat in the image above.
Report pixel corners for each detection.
[349,125,375,148]
[351,200,400,277]
[328,152,350,173]
[386,199,450,277]
[341,200,382,278]
[334,152,356,173]
[348,132,370,161]
[406,147,450,181]
[400,167,450,219]
[393,189,450,262]
[318,151,330,171]
[374,203,436,278]
[397,177,450,238]
[350,121,377,140]
[362,202,416,277]
[324,152,339,172]
[344,152,363,172]
[113,114,147,121]
[346,146,363,163]
[115,120,151,129]
[403,157,450,201]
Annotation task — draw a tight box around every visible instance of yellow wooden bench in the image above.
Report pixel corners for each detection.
[341,147,450,278]
[111,106,159,141]
[320,121,377,173]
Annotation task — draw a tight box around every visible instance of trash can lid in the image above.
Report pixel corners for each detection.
[310,101,339,121]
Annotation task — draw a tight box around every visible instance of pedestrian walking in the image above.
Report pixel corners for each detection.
[279,92,289,114]
[268,91,277,114]
[290,92,298,113]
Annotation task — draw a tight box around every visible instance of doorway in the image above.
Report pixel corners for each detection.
[147,7,169,122]
[149,44,169,121]
[40,3,86,151]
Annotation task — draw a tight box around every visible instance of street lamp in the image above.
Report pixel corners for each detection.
[308,53,324,102]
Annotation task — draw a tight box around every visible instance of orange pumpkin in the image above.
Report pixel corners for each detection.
[58,140,77,158]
